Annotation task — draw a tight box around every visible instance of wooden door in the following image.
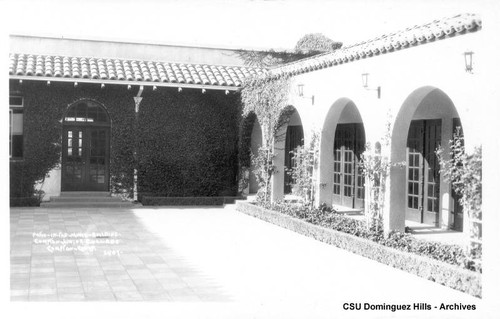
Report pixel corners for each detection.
[332,124,365,209]
[406,120,441,225]
[61,100,110,192]
[62,127,110,191]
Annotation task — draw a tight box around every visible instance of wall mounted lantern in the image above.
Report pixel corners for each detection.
[361,73,381,99]
[464,51,474,73]
[297,84,314,105]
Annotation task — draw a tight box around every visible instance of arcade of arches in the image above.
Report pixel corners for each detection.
[247,87,465,233]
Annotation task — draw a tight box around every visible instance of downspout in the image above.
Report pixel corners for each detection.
[133,85,144,202]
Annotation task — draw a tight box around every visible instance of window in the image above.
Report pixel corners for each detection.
[9,96,24,159]
[64,101,109,123]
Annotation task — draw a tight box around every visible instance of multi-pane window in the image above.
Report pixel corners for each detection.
[9,96,24,159]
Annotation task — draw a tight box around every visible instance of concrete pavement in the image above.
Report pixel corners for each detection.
[10,204,483,318]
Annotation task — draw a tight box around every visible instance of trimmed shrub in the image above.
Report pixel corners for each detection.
[236,201,481,297]
[141,196,246,206]
[253,201,476,271]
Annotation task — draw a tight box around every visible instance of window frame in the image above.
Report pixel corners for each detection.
[9,95,24,161]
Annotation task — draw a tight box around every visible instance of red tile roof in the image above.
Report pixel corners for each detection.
[9,14,481,89]
[9,53,266,90]
[270,13,482,77]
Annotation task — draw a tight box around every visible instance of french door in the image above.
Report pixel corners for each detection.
[62,126,110,191]
[332,123,365,209]
[406,119,441,225]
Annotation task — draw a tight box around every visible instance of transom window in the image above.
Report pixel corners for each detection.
[64,101,109,124]
[9,95,24,159]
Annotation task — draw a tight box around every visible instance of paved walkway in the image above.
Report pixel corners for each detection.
[10,204,484,318]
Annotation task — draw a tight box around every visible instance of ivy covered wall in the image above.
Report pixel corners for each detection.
[137,89,240,197]
[9,81,241,205]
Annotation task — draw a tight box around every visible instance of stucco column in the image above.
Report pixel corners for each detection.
[317,128,335,207]
[386,126,407,235]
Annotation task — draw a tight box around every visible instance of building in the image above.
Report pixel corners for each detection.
[9,35,265,205]
[9,13,485,236]
[245,13,483,235]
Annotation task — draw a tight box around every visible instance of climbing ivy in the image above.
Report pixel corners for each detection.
[137,89,240,198]
[240,75,292,201]
[9,81,136,205]
[437,128,482,263]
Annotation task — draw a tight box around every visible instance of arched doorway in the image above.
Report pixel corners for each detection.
[390,87,462,231]
[271,106,304,200]
[62,100,111,191]
[318,98,365,209]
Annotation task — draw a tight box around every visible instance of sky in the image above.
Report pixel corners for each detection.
[3,0,494,51]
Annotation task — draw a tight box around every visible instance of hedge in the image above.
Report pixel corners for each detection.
[235,201,482,298]
[141,196,246,206]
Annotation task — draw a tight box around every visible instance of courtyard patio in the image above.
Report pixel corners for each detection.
[10,203,480,317]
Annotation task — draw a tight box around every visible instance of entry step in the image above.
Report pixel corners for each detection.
[41,201,136,208]
[50,196,123,202]
[41,192,141,208]
[60,191,111,197]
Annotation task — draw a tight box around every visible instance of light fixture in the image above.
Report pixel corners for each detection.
[127,85,132,90]
[297,84,314,105]
[361,73,369,88]
[225,90,229,95]
[361,73,381,99]
[74,82,78,87]
[153,85,157,91]
[101,83,105,89]
[202,88,206,94]
[464,51,474,73]
[47,81,51,86]
[297,84,304,96]
[19,80,23,85]
[178,87,182,93]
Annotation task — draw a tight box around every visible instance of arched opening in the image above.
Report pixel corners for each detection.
[62,99,111,191]
[318,98,365,210]
[272,106,304,200]
[390,87,462,232]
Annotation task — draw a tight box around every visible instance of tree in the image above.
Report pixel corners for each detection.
[295,33,343,54]
[437,128,482,263]
[236,33,342,68]
[286,131,319,206]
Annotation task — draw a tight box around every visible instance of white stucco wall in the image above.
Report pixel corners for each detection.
[264,29,485,232]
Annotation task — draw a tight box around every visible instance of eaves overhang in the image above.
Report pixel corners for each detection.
[270,13,482,78]
[9,53,268,91]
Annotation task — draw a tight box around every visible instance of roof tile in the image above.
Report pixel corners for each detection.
[271,13,481,78]
[9,51,262,88]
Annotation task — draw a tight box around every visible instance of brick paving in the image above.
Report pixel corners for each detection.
[10,207,230,302]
